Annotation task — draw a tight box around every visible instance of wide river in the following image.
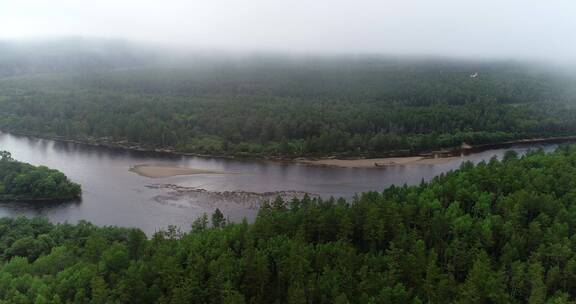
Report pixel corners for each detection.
[0,132,565,235]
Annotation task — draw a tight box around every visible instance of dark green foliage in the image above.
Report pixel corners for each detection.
[212,208,226,228]
[0,58,575,157]
[0,151,81,200]
[2,146,576,302]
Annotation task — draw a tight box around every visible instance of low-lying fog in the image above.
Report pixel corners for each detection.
[1,0,575,64]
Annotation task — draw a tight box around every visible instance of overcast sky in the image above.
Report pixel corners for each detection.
[1,0,575,61]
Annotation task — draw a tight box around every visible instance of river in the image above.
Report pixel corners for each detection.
[0,132,565,235]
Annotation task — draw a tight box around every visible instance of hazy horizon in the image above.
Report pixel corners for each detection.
[1,0,575,63]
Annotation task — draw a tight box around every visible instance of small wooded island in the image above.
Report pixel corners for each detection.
[0,151,81,201]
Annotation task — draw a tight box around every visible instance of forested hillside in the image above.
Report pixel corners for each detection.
[2,146,576,302]
[0,38,151,77]
[0,151,81,201]
[0,42,575,157]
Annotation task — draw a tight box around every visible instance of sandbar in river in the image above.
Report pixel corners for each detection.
[129,164,224,178]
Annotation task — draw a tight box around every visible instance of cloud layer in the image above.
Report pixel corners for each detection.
[1,0,575,61]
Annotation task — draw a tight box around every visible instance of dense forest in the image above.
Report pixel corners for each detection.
[1,40,576,157]
[0,150,81,201]
[1,146,576,302]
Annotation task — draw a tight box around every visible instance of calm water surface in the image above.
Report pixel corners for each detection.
[0,132,563,234]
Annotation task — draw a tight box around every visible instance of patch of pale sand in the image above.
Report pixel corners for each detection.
[300,156,458,168]
[410,156,458,165]
[130,164,223,178]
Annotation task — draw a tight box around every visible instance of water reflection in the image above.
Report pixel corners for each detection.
[0,199,82,218]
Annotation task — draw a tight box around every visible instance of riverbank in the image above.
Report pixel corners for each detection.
[297,136,576,168]
[129,164,224,178]
[0,130,240,160]
[3,130,576,168]
[297,155,458,168]
[0,195,80,203]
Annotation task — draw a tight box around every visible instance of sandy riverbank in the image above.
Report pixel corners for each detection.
[129,164,223,178]
[298,156,458,168]
[5,130,576,169]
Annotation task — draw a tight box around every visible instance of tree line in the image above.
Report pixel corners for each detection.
[1,146,576,302]
[0,59,575,157]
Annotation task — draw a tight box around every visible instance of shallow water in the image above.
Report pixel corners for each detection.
[0,132,564,235]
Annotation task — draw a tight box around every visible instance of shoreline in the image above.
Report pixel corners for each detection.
[3,130,576,169]
[298,136,576,168]
[0,130,245,161]
[0,195,81,203]
[296,155,459,168]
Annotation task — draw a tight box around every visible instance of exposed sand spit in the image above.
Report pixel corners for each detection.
[299,156,458,168]
[130,164,223,178]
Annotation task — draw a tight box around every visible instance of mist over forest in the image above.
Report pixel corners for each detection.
[3,1,576,302]
[1,38,575,75]
[0,38,575,158]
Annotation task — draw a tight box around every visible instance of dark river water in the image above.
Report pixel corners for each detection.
[0,132,564,235]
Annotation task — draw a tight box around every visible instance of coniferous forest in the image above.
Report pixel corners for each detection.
[1,42,575,157]
[1,146,576,303]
